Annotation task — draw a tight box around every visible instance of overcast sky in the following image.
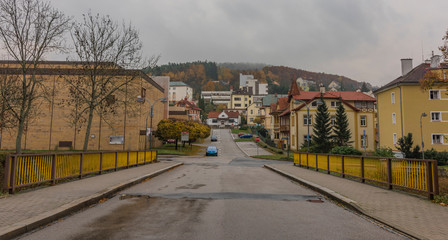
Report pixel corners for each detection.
[47,0,448,87]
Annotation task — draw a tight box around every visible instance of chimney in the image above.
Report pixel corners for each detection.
[401,58,413,76]
[319,83,325,94]
[430,55,441,68]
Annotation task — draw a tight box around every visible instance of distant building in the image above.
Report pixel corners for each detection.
[239,73,268,95]
[374,57,448,152]
[201,90,232,106]
[260,94,288,138]
[169,81,193,103]
[207,111,240,128]
[328,80,341,91]
[296,77,316,91]
[152,76,170,119]
[169,98,202,122]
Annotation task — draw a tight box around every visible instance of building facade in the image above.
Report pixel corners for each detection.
[169,81,193,103]
[206,111,240,128]
[169,98,202,122]
[375,58,448,152]
[288,81,376,152]
[201,90,232,106]
[0,61,165,151]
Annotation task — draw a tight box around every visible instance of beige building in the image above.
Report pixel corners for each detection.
[0,61,165,151]
[169,81,193,103]
[288,81,376,152]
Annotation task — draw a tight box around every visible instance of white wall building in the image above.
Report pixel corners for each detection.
[169,81,193,102]
[201,91,232,105]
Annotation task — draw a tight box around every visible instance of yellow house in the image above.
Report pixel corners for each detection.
[288,81,376,152]
[259,94,288,139]
[374,58,448,152]
[229,90,253,110]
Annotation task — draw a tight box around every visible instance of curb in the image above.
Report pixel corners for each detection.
[264,164,422,240]
[0,162,183,240]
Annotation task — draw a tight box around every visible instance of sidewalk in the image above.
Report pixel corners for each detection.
[0,161,182,240]
[266,164,448,240]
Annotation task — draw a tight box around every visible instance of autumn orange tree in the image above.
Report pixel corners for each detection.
[421,29,448,90]
[154,119,210,149]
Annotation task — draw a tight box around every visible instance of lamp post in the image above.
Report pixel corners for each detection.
[294,99,313,153]
[137,96,167,150]
[420,112,427,159]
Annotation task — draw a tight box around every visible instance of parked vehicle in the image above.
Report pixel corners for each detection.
[206,146,218,156]
[238,132,246,137]
[211,135,218,141]
[165,139,176,144]
[239,134,253,139]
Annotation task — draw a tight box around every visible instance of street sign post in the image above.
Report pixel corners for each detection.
[181,132,189,142]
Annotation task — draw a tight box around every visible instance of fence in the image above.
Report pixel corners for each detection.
[3,150,157,193]
[294,152,439,199]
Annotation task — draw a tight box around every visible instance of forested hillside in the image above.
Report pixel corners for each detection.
[145,61,370,99]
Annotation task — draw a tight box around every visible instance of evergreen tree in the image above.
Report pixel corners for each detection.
[312,97,332,153]
[361,82,369,92]
[333,103,351,146]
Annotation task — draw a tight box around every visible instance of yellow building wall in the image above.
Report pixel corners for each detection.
[230,94,252,109]
[377,84,448,152]
[290,99,375,152]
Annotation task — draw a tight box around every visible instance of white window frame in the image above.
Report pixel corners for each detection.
[431,111,441,122]
[303,115,312,125]
[391,92,395,104]
[432,134,443,144]
[360,116,367,127]
[392,113,396,124]
[429,90,440,100]
[393,133,397,145]
[330,101,340,108]
[361,135,367,148]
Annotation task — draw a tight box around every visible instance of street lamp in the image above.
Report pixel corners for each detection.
[420,112,427,159]
[137,96,167,150]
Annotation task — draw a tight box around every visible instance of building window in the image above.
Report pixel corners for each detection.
[331,116,336,126]
[361,135,367,148]
[311,100,322,107]
[431,112,441,121]
[292,135,295,146]
[173,87,176,90]
[360,116,367,127]
[235,104,241,107]
[212,119,217,123]
[393,133,397,145]
[392,113,396,124]
[250,110,253,114]
[391,92,395,104]
[303,115,312,125]
[432,134,443,144]
[249,118,254,122]
[292,115,295,127]
[235,97,241,101]
[141,88,146,98]
[330,101,341,108]
[304,135,311,144]
[245,104,247,107]
[429,90,440,100]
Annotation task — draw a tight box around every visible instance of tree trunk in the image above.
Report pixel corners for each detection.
[83,106,95,151]
[15,118,25,154]
[175,139,178,150]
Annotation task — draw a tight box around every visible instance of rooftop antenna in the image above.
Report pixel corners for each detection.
[421,41,424,62]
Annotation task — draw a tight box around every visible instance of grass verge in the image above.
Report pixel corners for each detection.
[231,129,250,134]
[251,154,293,161]
[435,166,448,206]
[153,144,204,156]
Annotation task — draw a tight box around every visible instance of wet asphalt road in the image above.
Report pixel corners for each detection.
[18,129,406,240]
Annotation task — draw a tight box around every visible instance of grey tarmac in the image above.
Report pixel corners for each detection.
[17,129,407,240]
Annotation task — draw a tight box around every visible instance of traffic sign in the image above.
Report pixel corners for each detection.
[256,137,260,142]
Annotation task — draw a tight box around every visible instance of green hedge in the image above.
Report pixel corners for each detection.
[330,146,362,156]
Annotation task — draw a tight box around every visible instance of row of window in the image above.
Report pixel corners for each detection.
[391,111,445,124]
[392,133,446,145]
[391,89,446,104]
[292,115,367,127]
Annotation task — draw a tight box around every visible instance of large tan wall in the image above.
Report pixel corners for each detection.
[0,65,165,151]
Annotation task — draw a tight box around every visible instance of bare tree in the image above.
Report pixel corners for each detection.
[67,12,158,151]
[0,0,70,153]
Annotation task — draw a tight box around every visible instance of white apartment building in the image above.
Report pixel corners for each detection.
[169,81,193,102]
[240,73,268,95]
[201,90,232,106]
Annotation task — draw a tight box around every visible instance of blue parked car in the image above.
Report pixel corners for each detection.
[239,134,253,138]
[206,146,218,156]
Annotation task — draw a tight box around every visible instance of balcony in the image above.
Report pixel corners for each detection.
[280,125,290,132]
[273,123,280,129]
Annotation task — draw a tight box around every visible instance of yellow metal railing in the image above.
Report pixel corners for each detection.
[3,150,158,193]
[293,152,439,199]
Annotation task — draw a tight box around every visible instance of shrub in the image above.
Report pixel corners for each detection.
[239,126,248,130]
[372,147,394,157]
[330,146,362,156]
[436,151,448,165]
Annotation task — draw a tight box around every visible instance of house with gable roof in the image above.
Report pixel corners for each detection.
[206,111,240,128]
[288,80,376,151]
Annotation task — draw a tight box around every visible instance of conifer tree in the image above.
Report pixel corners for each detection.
[333,103,351,146]
[312,97,332,153]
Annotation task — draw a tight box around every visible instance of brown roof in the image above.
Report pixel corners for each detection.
[288,79,301,102]
[225,111,239,118]
[374,63,430,94]
[176,99,201,111]
[208,112,220,118]
[271,97,289,114]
